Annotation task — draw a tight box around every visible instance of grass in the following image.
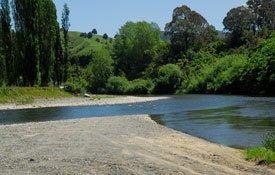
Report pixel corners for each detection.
[244,132,275,163]
[0,86,74,104]
[68,31,113,57]
[245,147,275,162]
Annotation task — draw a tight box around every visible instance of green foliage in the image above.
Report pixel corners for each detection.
[154,64,183,94]
[247,0,275,32]
[106,76,128,95]
[86,50,113,93]
[263,132,275,152]
[64,79,87,94]
[0,0,13,85]
[126,79,154,95]
[181,54,247,94]
[68,32,112,67]
[12,0,62,86]
[165,5,214,59]
[113,21,163,80]
[62,3,70,82]
[103,33,108,40]
[245,132,275,163]
[92,28,97,34]
[223,6,254,48]
[241,33,275,95]
[0,84,8,96]
[245,147,275,162]
[0,87,73,104]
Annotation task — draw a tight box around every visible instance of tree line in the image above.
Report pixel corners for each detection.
[0,0,69,86]
[1,0,275,96]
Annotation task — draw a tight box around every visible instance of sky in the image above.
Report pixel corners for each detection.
[53,0,247,37]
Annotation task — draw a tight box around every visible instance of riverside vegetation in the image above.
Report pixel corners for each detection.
[0,0,275,165]
[245,132,275,164]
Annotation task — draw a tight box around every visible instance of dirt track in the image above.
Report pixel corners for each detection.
[1,115,274,175]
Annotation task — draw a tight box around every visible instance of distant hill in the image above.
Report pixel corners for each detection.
[160,30,226,41]
[68,31,113,67]
[161,31,170,41]
[218,31,226,38]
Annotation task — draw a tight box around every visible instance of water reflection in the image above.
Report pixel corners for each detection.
[151,97,275,148]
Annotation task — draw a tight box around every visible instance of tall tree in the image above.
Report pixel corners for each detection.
[113,21,163,80]
[12,0,62,86]
[53,24,63,86]
[165,5,213,60]
[247,0,275,32]
[12,0,42,86]
[61,3,70,82]
[0,0,13,85]
[223,6,255,47]
[39,0,60,86]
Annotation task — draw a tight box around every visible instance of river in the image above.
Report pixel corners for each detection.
[0,94,275,148]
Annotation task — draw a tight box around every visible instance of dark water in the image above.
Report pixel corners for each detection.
[0,94,275,148]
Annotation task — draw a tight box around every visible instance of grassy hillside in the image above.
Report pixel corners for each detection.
[68,32,113,67]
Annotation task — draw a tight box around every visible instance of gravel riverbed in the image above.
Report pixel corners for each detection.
[0,96,274,174]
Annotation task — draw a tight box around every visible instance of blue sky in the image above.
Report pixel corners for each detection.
[53,0,247,37]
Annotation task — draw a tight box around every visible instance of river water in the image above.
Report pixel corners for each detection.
[0,94,275,148]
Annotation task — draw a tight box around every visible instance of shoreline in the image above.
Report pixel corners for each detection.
[1,115,274,174]
[0,96,170,111]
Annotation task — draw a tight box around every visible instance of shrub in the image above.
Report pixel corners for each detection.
[106,76,128,95]
[181,54,247,94]
[154,64,183,94]
[126,79,154,95]
[0,84,8,96]
[263,132,275,152]
[64,79,87,94]
[245,132,275,163]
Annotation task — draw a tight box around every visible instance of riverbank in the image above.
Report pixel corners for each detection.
[0,96,169,110]
[0,115,274,175]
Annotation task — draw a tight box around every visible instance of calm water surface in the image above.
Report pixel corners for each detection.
[0,94,275,148]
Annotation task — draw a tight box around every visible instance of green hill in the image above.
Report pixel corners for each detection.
[68,31,113,67]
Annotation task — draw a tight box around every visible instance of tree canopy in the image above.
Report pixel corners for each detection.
[0,1,275,96]
[165,5,213,60]
[113,21,163,80]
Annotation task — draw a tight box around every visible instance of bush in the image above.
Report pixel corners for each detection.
[154,64,183,94]
[64,79,87,94]
[106,76,128,95]
[126,79,154,95]
[263,132,275,152]
[245,132,275,163]
[181,54,247,94]
[0,84,8,96]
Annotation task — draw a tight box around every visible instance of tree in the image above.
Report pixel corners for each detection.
[247,0,275,32]
[87,32,92,39]
[12,0,43,86]
[61,3,70,82]
[154,64,183,94]
[103,33,108,40]
[12,0,62,86]
[241,33,275,95]
[39,0,60,86]
[80,32,87,38]
[53,24,63,86]
[223,6,255,47]
[113,21,163,80]
[165,5,213,60]
[223,6,254,33]
[86,50,113,93]
[92,28,97,34]
[0,0,12,85]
